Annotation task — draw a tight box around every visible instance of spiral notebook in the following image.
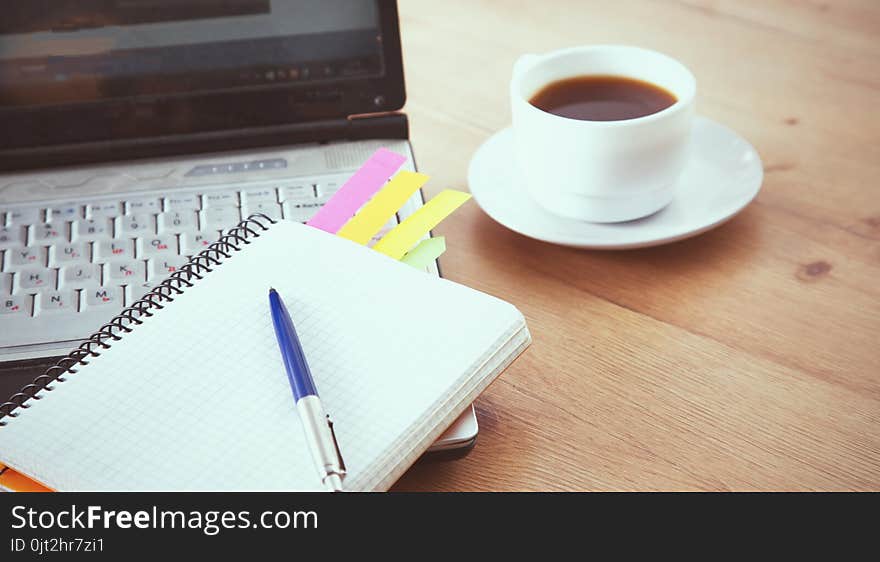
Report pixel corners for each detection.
[0,219,529,491]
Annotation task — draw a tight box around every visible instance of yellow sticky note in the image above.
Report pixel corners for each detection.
[373,190,471,260]
[337,171,429,245]
[401,237,446,269]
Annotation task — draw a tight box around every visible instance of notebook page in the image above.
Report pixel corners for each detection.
[0,221,524,490]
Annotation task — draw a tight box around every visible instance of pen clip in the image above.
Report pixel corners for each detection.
[326,414,346,474]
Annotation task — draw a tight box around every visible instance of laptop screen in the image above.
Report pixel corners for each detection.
[0,0,383,106]
[0,0,405,153]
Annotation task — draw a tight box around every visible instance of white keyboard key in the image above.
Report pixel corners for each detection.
[94,239,133,261]
[125,197,161,214]
[0,294,28,317]
[0,296,118,348]
[104,260,146,283]
[117,214,153,236]
[278,184,314,201]
[85,201,122,219]
[32,222,66,243]
[282,200,323,222]
[241,201,282,221]
[1,273,10,294]
[36,290,77,315]
[5,246,47,270]
[6,207,42,225]
[128,281,158,303]
[240,187,277,204]
[202,191,239,208]
[379,216,399,234]
[280,201,314,223]
[0,226,26,249]
[368,219,399,246]
[72,218,113,241]
[46,204,82,222]
[164,194,201,211]
[84,286,124,309]
[148,255,189,279]
[157,210,198,234]
[316,180,342,198]
[180,231,215,255]
[49,242,89,266]
[200,206,240,231]
[137,235,177,258]
[289,199,324,212]
[127,280,160,303]
[60,264,101,289]
[14,268,56,293]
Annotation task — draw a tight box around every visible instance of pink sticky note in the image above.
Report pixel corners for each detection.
[306,148,407,233]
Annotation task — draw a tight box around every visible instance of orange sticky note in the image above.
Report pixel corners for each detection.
[0,465,52,492]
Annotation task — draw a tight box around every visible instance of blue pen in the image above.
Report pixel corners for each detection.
[269,288,346,492]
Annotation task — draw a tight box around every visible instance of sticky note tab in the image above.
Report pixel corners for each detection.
[0,466,51,492]
[307,148,407,233]
[401,237,446,269]
[373,190,471,260]
[337,171,429,245]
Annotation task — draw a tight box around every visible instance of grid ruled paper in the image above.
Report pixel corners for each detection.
[0,221,525,491]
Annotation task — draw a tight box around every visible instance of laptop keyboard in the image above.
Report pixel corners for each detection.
[0,174,397,351]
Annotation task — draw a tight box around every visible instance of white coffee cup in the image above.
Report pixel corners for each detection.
[510,45,696,222]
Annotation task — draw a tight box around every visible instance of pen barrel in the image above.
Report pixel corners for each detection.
[296,395,346,491]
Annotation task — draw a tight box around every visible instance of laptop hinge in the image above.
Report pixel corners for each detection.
[0,113,409,173]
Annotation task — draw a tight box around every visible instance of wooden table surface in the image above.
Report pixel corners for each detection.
[389,0,880,491]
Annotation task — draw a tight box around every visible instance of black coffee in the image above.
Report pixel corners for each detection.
[529,75,677,121]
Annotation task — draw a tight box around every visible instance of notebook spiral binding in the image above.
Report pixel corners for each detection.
[0,215,276,426]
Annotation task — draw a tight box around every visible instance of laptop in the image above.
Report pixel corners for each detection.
[0,0,478,456]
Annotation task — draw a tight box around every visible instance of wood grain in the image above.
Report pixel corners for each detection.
[389,0,880,490]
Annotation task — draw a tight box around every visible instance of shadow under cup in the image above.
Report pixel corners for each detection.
[510,46,697,223]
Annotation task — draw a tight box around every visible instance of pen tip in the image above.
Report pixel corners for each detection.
[269,287,276,294]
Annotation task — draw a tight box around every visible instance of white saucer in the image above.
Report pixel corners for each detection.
[467,116,763,249]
